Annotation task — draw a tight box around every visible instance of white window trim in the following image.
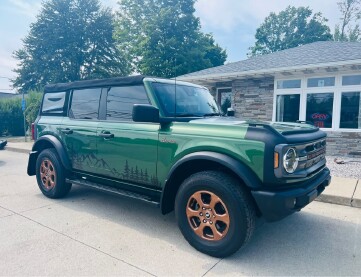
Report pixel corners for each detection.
[273,73,361,132]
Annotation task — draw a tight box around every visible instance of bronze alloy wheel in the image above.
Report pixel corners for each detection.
[40,159,57,191]
[186,190,230,241]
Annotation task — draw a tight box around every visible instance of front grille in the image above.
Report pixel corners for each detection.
[304,140,326,153]
[307,148,326,160]
[298,139,326,171]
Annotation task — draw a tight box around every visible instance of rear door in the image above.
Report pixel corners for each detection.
[61,88,102,173]
[95,85,160,188]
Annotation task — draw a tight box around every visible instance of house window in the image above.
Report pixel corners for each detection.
[276,94,300,122]
[217,88,232,114]
[274,74,361,131]
[340,91,361,129]
[307,77,335,87]
[306,93,334,128]
[342,75,361,86]
[276,79,301,89]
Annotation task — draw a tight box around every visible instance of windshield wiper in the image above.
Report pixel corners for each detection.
[203,113,221,117]
[174,113,221,117]
[175,113,203,117]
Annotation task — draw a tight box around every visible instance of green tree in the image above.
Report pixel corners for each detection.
[334,0,361,41]
[25,90,43,127]
[249,6,332,56]
[13,0,130,93]
[114,0,227,77]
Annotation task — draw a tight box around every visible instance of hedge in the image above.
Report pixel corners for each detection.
[0,91,42,136]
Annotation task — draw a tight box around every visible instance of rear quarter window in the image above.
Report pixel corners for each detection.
[42,91,67,114]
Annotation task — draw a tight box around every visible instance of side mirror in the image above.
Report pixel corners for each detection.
[227,108,235,117]
[132,104,160,123]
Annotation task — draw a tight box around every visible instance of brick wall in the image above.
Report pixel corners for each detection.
[231,78,274,121]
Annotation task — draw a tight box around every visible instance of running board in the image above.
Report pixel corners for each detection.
[66,178,160,206]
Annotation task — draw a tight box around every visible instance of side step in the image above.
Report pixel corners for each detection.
[66,178,160,206]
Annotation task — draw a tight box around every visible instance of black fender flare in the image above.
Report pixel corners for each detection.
[160,151,262,214]
[27,135,71,176]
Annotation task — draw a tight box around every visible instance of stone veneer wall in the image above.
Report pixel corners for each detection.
[231,78,274,121]
[326,132,361,157]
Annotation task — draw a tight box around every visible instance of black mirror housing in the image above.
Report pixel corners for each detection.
[227,108,235,117]
[132,104,160,123]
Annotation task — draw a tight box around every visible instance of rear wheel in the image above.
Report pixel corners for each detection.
[36,148,71,198]
[175,171,256,257]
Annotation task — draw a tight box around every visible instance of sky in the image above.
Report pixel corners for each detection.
[0,0,341,93]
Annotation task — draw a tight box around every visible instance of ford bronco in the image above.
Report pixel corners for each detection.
[27,75,330,257]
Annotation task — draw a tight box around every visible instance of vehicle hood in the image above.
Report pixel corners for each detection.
[189,117,318,135]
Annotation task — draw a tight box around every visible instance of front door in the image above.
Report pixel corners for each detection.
[95,85,160,188]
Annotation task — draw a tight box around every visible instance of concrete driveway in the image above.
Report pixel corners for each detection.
[1,150,360,276]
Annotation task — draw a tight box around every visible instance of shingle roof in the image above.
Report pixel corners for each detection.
[178,41,361,79]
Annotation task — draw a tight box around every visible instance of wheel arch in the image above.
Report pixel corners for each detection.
[160,151,262,215]
[28,135,71,176]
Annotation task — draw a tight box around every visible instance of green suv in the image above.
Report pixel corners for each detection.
[27,75,330,257]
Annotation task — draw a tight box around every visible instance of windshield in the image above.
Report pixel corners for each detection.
[152,82,220,117]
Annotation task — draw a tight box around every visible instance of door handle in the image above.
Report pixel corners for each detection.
[61,128,73,134]
[99,132,114,139]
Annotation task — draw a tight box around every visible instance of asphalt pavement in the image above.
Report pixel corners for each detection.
[0,148,361,276]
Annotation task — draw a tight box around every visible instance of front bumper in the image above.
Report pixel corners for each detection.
[251,167,331,222]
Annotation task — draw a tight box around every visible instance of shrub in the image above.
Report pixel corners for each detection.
[0,90,42,136]
[0,97,24,136]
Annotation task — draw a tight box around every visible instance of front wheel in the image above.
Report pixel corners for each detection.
[36,148,72,198]
[175,171,256,257]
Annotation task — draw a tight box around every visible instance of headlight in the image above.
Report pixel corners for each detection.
[283,148,298,173]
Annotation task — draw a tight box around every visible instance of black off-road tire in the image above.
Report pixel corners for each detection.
[175,171,256,258]
[36,148,72,198]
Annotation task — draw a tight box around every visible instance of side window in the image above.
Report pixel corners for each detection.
[106,85,149,121]
[70,88,101,119]
[42,91,66,114]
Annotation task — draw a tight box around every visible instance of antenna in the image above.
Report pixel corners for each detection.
[174,56,177,118]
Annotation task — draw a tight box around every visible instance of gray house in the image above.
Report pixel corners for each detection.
[178,41,361,157]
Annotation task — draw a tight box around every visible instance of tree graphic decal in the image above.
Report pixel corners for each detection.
[120,160,159,186]
[140,169,144,182]
[134,166,139,181]
[144,169,149,183]
[130,168,134,180]
[123,160,130,179]
[68,154,161,185]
